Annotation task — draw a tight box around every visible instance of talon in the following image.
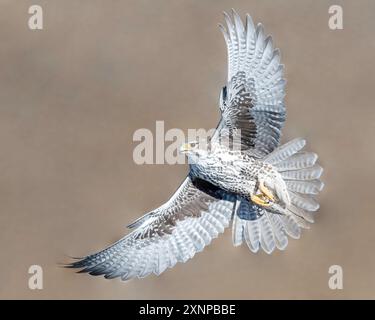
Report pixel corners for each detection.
[259,180,275,202]
[251,194,272,207]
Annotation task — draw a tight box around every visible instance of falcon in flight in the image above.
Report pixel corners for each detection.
[68,10,324,280]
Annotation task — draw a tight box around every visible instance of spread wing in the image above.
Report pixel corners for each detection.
[214,10,286,155]
[68,177,236,280]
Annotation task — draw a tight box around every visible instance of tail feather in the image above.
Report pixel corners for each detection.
[285,179,324,195]
[280,165,323,181]
[259,214,276,254]
[266,137,323,212]
[288,204,315,223]
[231,214,245,247]
[275,152,318,171]
[290,213,311,229]
[264,138,306,164]
[267,214,288,250]
[232,138,324,254]
[289,191,320,211]
[233,210,298,254]
[244,219,260,253]
[279,215,301,239]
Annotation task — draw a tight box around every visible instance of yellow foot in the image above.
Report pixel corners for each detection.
[251,194,272,207]
[259,180,275,202]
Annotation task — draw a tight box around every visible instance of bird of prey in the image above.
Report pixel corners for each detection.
[68,10,324,280]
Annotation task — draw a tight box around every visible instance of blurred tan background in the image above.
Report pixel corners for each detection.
[0,0,374,299]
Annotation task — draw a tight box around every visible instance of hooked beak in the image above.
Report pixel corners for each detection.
[180,143,192,154]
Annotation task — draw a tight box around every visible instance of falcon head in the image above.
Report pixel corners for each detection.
[180,140,203,154]
[180,140,211,164]
[179,141,198,153]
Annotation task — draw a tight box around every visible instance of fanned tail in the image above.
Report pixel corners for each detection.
[232,138,324,254]
[265,138,324,218]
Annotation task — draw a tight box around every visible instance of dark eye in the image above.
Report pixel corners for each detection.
[190,142,197,147]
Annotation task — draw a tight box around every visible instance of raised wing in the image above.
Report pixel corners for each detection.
[68,177,236,280]
[216,10,286,155]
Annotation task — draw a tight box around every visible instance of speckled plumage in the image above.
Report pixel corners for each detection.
[68,10,324,280]
[189,144,279,200]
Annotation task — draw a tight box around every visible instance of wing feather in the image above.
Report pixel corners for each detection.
[216,11,286,154]
[68,177,235,280]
